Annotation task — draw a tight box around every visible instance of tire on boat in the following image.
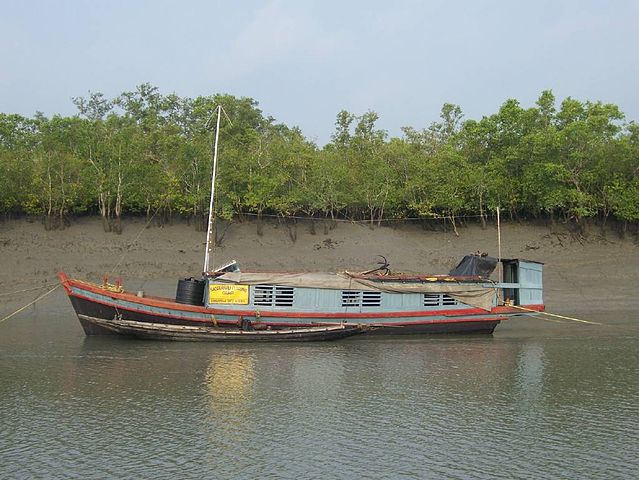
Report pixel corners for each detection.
[175,277,206,306]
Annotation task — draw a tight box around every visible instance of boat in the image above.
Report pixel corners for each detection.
[58,254,544,338]
[58,107,545,340]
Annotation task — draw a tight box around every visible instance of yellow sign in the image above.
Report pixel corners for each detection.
[209,284,249,304]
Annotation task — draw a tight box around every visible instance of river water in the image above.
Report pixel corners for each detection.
[1,285,638,479]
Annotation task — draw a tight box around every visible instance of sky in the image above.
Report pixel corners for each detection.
[1,0,638,144]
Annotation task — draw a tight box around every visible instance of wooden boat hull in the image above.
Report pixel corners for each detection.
[69,293,502,336]
[77,315,365,342]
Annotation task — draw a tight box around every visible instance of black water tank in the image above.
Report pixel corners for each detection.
[175,277,205,306]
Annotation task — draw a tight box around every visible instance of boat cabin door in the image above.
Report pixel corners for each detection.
[502,259,519,305]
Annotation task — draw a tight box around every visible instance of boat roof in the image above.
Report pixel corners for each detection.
[210,270,485,283]
[501,258,545,265]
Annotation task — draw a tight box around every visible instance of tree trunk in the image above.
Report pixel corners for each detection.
[286,218,297,243]
[215,221,231,247]
[45,163,54,231]
[113,166,123,234]
[377,204,385,227]
[449,215,459,236]
[58,162,67,229]
[256,211,263,236]
[369,205,375,229]
[99,190,111,232]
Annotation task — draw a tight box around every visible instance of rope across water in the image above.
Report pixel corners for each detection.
[0,284,61,325]
[1,203,167,327]
[509,304,604,326]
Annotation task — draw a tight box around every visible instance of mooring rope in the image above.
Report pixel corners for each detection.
[0,284,61,325]
[495,286,603,326]
[510,305,603,326]
[1,199,166,327]
[0,283,58,297]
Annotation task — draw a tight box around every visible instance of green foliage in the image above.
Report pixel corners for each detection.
[0,87,637,229]
[605,178,639,222]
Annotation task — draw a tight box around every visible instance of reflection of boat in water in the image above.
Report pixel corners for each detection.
[205,351,255,411]
[58,107,544,341]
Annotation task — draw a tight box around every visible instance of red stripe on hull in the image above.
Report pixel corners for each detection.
[265,316,507,327]
[377,316,507,326]
[68,291,228,324]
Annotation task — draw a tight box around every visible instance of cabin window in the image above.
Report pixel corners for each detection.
[442,295,458,306]
[341,291,382,307]
[423,294,458,307]
[423,294,440,306]
[253,285,294,307]
[341,291,360,307]
[362,291,382,307]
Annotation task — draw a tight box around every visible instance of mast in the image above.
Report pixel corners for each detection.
[203,105,222,274]
[496,206,502,283]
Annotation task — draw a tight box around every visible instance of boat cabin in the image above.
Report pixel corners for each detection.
[204,280,474,313]
[201,255,544,313]
[500,258,544,307]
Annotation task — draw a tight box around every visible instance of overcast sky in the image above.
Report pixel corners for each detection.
[1,0,637,144]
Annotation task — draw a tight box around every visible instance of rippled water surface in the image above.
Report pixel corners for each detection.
[1,290,638,479]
